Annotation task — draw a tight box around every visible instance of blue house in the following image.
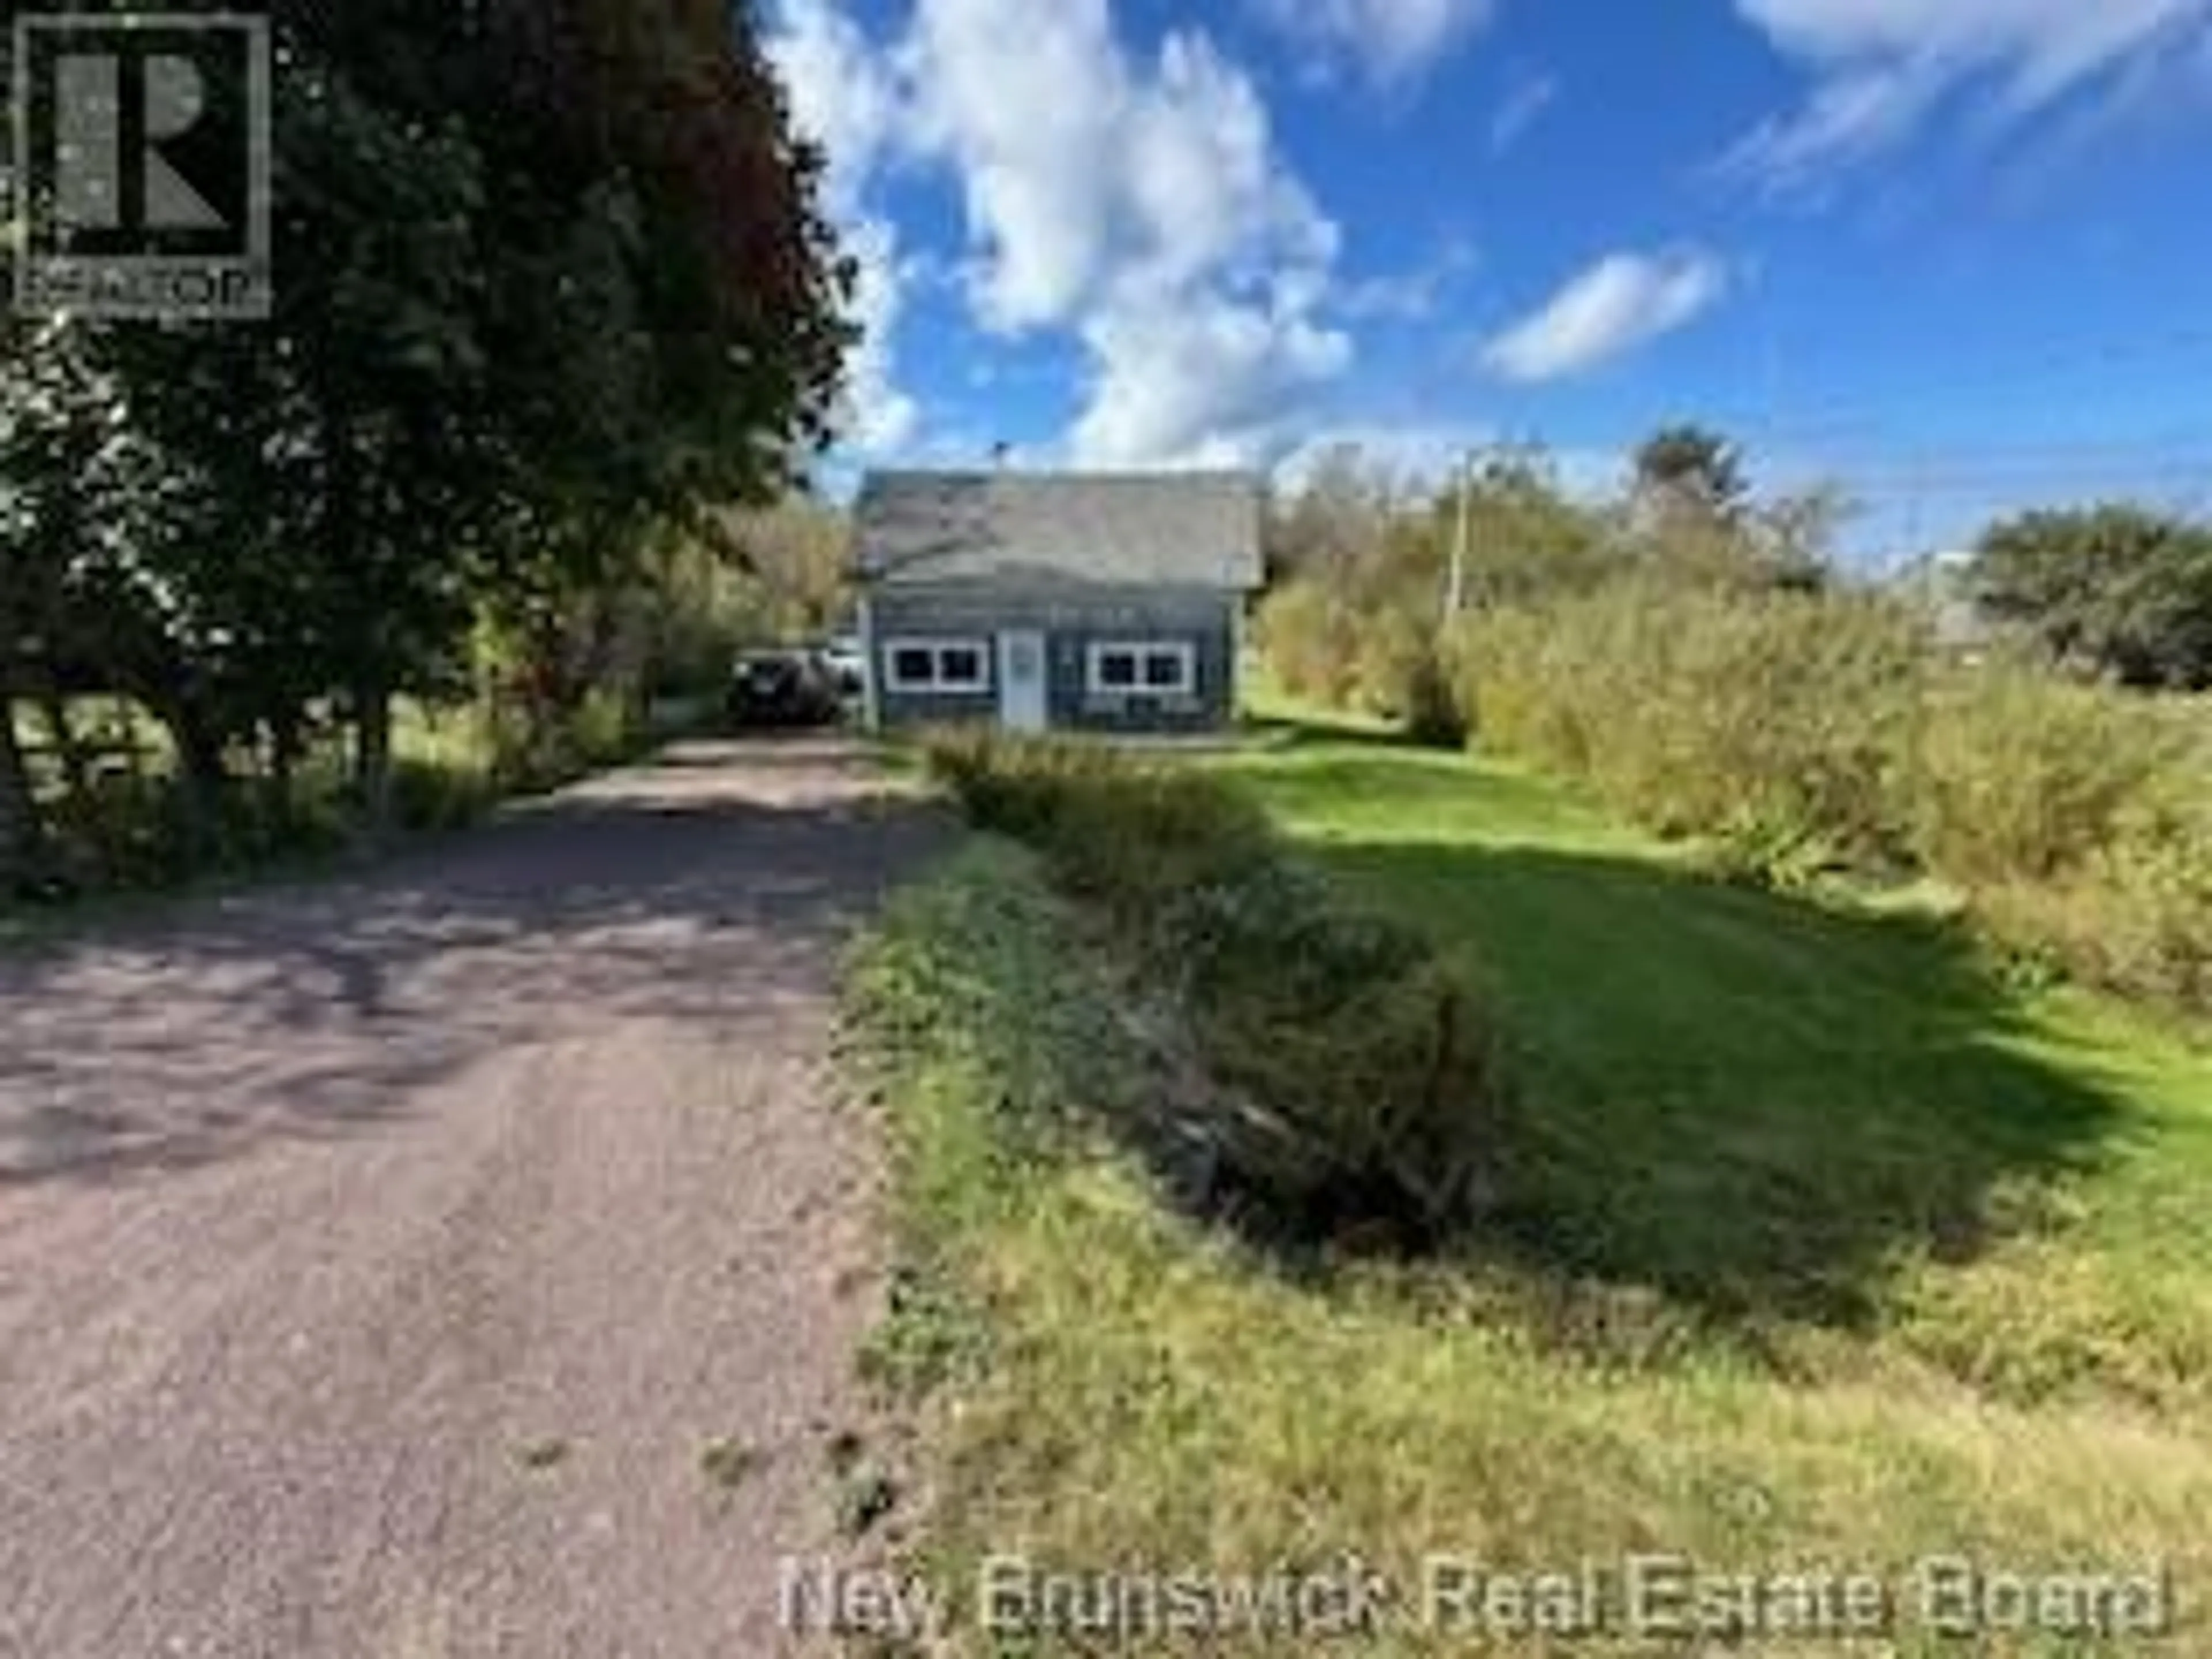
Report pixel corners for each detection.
[853,470,1265,736]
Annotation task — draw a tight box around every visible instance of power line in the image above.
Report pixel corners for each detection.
[1780,430,2212,464]
[1724,324,2212,444]
[1821,460,2212,492]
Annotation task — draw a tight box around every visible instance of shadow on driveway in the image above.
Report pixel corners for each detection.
[0,741,946,1188]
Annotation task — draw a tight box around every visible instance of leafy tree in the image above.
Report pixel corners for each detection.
[1263,446,1402,585]
[1436,452,1617,611]
[1,0,855,885]
[92,29,500,829]
[0,317,198,874]
[1259,446,1616,737]
[1634,424,1749,520]
[1628,426,1840,593]
[715,497,855,637]
[0,710,38,894]
[1747,484,1853,594]
[1975,505,2212,691]
[0,320,85,887]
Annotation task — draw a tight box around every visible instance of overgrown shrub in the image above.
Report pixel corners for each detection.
[1255,579,1363,707]
[42,772,228,889]
[481,687,648,796]
[926,729,1277,920]
[1355,617,1467,748]
[922,732,1511,1240]
[387,757,498,835]
[1263,576,1470,745]
[1969,794,2212,1009]
[4,691,624,904]
[1162,859,1506,1234]
[923,728,1108,842]
[1906,661,2190,884]
[1460,582,2212,1010]
[1349,604,1431,719]
[570,688,637,770]
[1400,644,1471,750]
[1463,582,1922,872]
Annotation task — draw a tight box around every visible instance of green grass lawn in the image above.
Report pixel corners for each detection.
[1220,732,2212,1389]
[849,722,2212,1657]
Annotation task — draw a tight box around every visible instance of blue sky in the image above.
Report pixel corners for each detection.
[767,0,2212,559]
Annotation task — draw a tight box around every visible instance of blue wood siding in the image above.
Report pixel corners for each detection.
[868,584,1242,734]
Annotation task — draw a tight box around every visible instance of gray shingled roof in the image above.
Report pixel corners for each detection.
[854,470,1264,592]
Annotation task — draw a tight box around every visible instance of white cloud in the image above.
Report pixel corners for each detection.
[1728,0,2212,186]
[901,0,1338,327]
[843,222,922,455]
[770,0,1356,467]
[770,0,901,218]
[1339,235,1478,324]
[900,0,1123,331]
[769,0,921,457]
[1489,70,1559,153]
[1482,248,1729,383]
[896,0,1350,465]
[1074,293,1353,467]
[1252,0,1498,89]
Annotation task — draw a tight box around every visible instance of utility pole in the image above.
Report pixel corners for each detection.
[1445,448,1474,621]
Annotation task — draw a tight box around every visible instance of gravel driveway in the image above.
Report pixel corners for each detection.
[0,738,939,1658]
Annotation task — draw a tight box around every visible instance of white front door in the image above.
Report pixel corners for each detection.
[997,631,1049,733]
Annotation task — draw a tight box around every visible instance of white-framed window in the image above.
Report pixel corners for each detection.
[883,638,992,694]
[1086,641,1197,698]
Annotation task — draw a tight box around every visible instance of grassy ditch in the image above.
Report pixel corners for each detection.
[921,732,1511,1247]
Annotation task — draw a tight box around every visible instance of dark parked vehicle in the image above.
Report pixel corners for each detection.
[726,649,843,730]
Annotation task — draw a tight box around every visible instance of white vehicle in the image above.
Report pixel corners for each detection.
[817,634,868,700]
